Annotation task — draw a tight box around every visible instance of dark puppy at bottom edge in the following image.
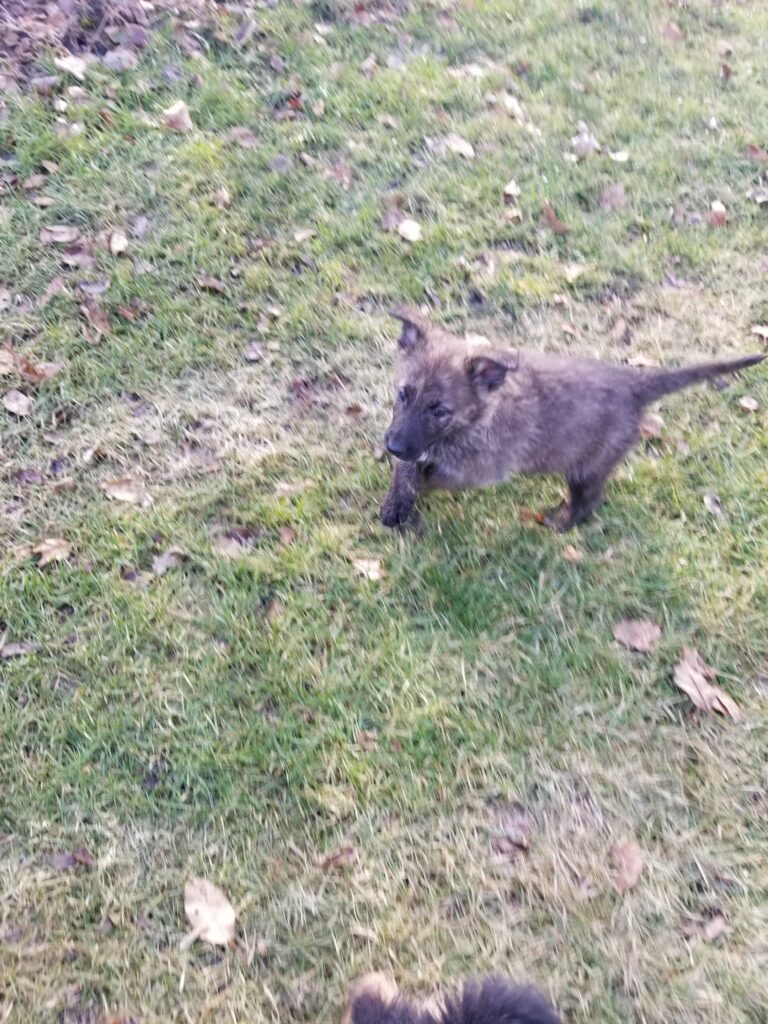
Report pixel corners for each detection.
[342,972,561,1024]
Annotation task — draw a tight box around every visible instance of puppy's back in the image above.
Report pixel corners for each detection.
[441,978,561,1024]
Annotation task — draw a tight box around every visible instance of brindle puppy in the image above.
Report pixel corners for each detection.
[380,307,764,531]
[341,972,561,1024]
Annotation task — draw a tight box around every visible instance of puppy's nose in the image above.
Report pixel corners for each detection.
[385,434,407,457]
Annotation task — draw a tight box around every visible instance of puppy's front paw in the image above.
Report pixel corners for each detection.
[543,502,575,533]
[380,495,413,528]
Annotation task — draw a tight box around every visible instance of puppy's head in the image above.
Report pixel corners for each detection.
[384,307,514,462]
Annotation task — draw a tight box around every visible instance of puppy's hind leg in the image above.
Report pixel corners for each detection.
[545,474,606,532]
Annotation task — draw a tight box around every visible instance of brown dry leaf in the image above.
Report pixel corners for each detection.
[197,275,226,294]
[1,639,41,658]
[213,186,231,208]
[80,299,111,338]
[0,349,15,375]
[708,200,727,227]
[318,846,357,871]
[17,355,62,383]
[180,877,236,950]
[152,547,186,576]
[613,618,661,653]
[23,173,46,190]
[101,476,153,507]
[640,411,665,439]
[443,133,475,159]
[278,526,295,545]
[541,203,568,235]
[227,125,259,148]
[352,557,384,581]
[293,227,315,244]
[750,324,768,341]
[571,123,601,159]
[563,544,582,563]
[662,21,683,42]
[610,840,644,894]
[109,229,128,256]
[703,490,722,518]
[162,100,194,133]
[40,276,66,308]
[738,395,758,412]
[40,224,80,245]
[397,218,422,242]
[518,506,545,526]
[745,143,768,165]
[54,54,88,81]
[3,389,31,416]
[673,647,741,721]
[33,537,71,567]
[41,160,59,174]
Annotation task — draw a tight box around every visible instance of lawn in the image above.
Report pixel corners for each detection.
[1,1,767,1021]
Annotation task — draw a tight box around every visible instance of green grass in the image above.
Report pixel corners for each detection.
[1,1,768,1021]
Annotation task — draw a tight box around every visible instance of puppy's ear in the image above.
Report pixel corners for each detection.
[465,355,513,391]
[390,306,429,353]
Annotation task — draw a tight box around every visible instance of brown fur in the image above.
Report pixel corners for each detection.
[380,307,764,531]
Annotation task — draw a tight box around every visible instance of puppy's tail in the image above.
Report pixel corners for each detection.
[440,978,561,1024]
[633,353,764,404]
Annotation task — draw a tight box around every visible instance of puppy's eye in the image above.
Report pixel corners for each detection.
[431,404,450,418]
[396,387,408,402]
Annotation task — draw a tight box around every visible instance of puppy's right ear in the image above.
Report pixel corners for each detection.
[390,306,429,353]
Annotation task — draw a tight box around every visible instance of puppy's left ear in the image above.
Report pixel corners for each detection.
[465,354,514,391]
[390,306,430,353]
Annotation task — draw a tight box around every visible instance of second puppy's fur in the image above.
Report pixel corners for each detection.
[342,972,560,1024]
[381,307,764,531]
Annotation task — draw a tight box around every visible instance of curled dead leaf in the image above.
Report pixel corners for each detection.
[672,647,740,720]
[162,100,194,133]
[318,846,357,871]
[0,349,14,375]
[3,389,31,416]
[610,840,644,894]
[33,537,71,567]
[109,229,128,256]
[738,395,758,412]
[640,411,665,439]
[54,54,88,81]
[502,179,521,204]
[80,299,111,338]
[562,544,582,563]
[708,200,727,227]
[352,557,384,581]
[197,275,226,294]
[1,639,41,658]
[227,125,259,148]
[613,618,661,653]
[750,324,768,341]
[703,490,723,518]
[181,877,236,950]
[40,224,80,245]
[17,355,62,384]
[397,218,422,242]
[152,547,186,576]
[443,133,475,159]
[541,203,568,235]
[101,476,153,507]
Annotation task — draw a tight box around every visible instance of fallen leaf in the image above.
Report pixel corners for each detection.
[79,278,111,298]
[318,846,357,871]
[571,123,600,159]
[101,477,152,507]
[243,341,263,362]
[397,218,422,242]
[268,154,293,174]
[197,275,226,294]
[443,133,475,159]
[518,506,545,526]
[360,53,377,77]
[32,538,72,566]
[162,100,194,133]
[563,544,582,562]
[700,913,730,942]
[53,54,88,81]
[738,395,758,412]
[352,557,384,581]
[746,187,768,205]
[609,150,630,162]
[152,547,186,576]
[49,851,77,871]
[662,21,683,42]
[40,224,80,245]
[40,276,66,308]
[610,840,644,894]
[213,186,231,208]
[610,316,631,344]
[0,349,14,375]
[600,183,628,211]
[23,173,46,191]
[72,848,95,868]
[750,324,768,341]
[640,411,665,438]
[269,53,287,73]
[613,618,661,653]
[181,877,236,949]
[80,299,111,338]
[720,62,733,82]
[541,203,568,235]
[3,389,31,416]
[278,526,295,545]
[17,355,62,383]
[109,229,128,256]
[0,640,40,658]
[745,143,768,165]
[703,491,722,518]
[293,228,315,244]
[673,647,740,720]
[227,125,259,148]
[11,467,44,486]
[708,200,727,227]
[102,46,138,72]
[502,179,521,204]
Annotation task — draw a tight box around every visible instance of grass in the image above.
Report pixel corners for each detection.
[1,1,768,1021]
